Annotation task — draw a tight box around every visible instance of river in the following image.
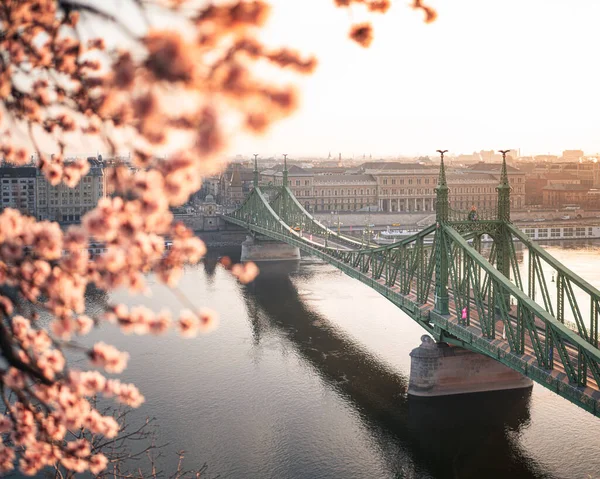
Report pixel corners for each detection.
[79,240,600,479]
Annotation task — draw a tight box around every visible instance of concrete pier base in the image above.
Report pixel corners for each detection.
[408,335,532,397]
[241,236,301,262]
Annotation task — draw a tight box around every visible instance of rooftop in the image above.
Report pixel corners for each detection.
[313,174,376,184]
[467,162,522,173]
[542,184,589,191]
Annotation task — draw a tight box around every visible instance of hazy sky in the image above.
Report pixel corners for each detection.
[231,0,600,158]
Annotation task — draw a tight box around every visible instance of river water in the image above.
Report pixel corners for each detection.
[80,240,600,479]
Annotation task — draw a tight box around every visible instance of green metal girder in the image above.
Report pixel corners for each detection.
[443,225,600,375]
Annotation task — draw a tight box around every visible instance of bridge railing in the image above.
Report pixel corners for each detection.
[444,224,600,391]
[508,223,600,350]
[448,206,498,222]
[270,186,367,249]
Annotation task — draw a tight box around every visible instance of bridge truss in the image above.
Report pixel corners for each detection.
[224,153,600,418]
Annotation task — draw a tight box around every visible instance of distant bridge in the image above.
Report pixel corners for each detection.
[224,152,600,418]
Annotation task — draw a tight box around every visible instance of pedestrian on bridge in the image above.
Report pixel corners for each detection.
[461,307,467,321]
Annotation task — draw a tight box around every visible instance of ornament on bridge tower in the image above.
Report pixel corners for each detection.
[468,205,478,221]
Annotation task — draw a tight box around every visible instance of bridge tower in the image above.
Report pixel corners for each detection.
[434,150,449,315]
[495,150,512,282]
[253,153,259,188]
[282,153,288,187]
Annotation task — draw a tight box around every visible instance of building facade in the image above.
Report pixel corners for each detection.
[36,158,106,223]
[256,161,528,213]
[542,184,590,208]
[0,164,37,216]
[312,174,377,212]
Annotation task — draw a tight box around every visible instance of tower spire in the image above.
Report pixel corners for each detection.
[437,149,448,187]
[497,150,511,222]
[253,154,259,187]
[282,154,288,187]
[435,150,449,224]
[499,149,509,186]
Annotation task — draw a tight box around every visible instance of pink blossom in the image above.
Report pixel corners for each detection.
[3,368,26,390]
[75,315,94,335]
[31,221,63,260]
[0,208,24,242]
[198,308,219,334]
[116,383,145,408]
[12,316,32,344]
[50,317,75,340]
[0,415,13,434]
[39,349,66,376]
[29,329,52,354]
[0,295,13,315]
[124,305,154,335]
[89,453,108,474]
[0,446,15,473]
[41,414,66,441]
[177,309,200,338]
[149,309,172,335]
[231,261,260,284]
[69,370,107,396]
[89,342,129,373]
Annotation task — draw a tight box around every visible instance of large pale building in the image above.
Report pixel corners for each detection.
[460,163,526,210]
[36,158,106,223]
[360,162,439,213]
[244,160,526,214]
[312,174,377,212]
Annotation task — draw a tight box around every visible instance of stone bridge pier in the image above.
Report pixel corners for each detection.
[408,336,532,397]
[241,235,301,262]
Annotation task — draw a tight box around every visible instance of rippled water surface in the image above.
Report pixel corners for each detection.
[81,241,600,479]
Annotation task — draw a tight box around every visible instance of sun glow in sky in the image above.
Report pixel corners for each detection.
[232,0,600,158]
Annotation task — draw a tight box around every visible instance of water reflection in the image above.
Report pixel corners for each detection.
[243,262,549,479]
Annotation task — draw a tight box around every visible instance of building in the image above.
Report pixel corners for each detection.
[36,158,106,223]
[561,162,600,187]
[0,164,37,216]
[562,150,584,162]
[218,164,253,206]
[360,162,438,213]
[222,165,244,207]
[463,162,526,209]
[542,184,590,208]
[447,172,501,211]
[312,174,377,212]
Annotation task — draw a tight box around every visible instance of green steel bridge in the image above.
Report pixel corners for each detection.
[224,151,600,419]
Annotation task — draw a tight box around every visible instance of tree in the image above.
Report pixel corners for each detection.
[0,0,434,475]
